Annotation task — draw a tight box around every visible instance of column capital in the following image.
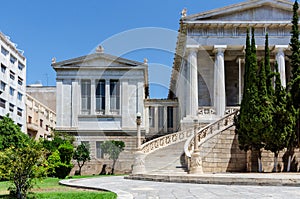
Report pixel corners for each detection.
[213,45,227,53]
[274,45,289,53]
[186,45,200,53]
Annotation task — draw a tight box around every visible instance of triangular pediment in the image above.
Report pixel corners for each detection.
[185,0,293,21]
[52,53,144,69]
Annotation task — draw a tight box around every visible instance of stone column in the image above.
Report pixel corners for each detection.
[71,80,79,126]
[187,46,199,117]
[91,79,95,115]
[275,45,288,88]
[163,106,168,133]
[213,45,227,116]
[105,79,110,115]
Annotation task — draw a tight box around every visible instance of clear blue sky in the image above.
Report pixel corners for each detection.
[0,0,243,98]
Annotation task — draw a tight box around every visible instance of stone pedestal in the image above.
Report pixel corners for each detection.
[189,151,203,174]
[132,150,146,174]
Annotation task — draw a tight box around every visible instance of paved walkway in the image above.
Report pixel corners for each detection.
[60,175,300,199]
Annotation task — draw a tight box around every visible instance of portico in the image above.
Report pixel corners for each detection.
[169,0,293,128]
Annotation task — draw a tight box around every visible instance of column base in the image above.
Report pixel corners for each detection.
[189,151,203,174]
[132,150,146,174]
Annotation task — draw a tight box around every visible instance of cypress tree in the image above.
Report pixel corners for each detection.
[264,33,274,96]
[265,63,295,172]
[287,0,300,171]
[235,28,264,172]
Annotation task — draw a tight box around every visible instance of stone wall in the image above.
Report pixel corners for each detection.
[200,126,300,173]
[200,126,247,173]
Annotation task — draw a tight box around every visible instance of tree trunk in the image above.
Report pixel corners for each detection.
[111,160,116,175]
[273,152,278,172]
[287,148,292,172]
[258,149,262,173]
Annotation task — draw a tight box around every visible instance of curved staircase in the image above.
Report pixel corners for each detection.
[131,110,239,176]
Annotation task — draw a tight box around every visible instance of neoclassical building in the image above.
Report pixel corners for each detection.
[169,0,293,127]
[53,0,296,174]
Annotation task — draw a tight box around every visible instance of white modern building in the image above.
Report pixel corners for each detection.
[0,32,26,132]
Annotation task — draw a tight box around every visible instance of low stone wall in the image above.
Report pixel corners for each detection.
[200,126,300,173]
[200,126,247,173]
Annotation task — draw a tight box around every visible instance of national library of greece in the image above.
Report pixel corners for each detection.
[53,0,299,174]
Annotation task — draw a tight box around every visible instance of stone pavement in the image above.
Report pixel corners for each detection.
[60,174,300,199]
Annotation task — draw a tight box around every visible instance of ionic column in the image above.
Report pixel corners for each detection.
[187,46,199,117]
[275,45,288,88]
[213,45,227,116]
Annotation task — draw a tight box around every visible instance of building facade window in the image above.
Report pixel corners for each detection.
[110,80,120,112]
[9,103,14,112]
[10,71,15,80]
[0,81,5,91]
[149,106,155,128]
[10,55,16,64]
[1,63,6,73]
[9,87,14,96]
[40,119,43,127]
[95,80,105,113]
[18,62,24,71]
[17,92,22,101]
[1,46,9,56]
[0,98,5,108]
[167,106,174,130]
[81,80,91,114]
[46,125,49,131]
[28,116,32,124]
[96,141,104,159]
[17,77,23,86]
[17,108,22,116]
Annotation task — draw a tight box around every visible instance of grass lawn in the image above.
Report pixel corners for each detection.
[0,176,117,199]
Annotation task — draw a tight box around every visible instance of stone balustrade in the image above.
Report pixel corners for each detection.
[184,110,239,172]
[140,128,194,155]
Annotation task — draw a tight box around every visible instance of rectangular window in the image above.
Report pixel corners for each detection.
[0,81,5,91]
[1,46,9,56]
[10,55,16,64]
[46,125,49,131]
[18,62,24,71]
[1,63,6,73]
[40,119,43,127]
[96,141,104,159]
[10,71,15,80]
[18,77,23,86]
[158,106,164,130]
[9,103,14,112]
[96,80,105,112]
[110,80,120,112]
[149,106,155,128]
[0,98,5,108]
[28,116,32,124]
[17,108,22,116]
[81,80,91,114]
[17,92,22,101]
[9,87,14,96]
[167,106,174,130]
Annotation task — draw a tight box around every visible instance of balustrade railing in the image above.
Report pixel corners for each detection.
[184,110,240,171]
[140,128,194,155]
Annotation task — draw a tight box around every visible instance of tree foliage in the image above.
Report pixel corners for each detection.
[100,140,125,174]
[289,0,300,147]
[73,143,91,175]
[0,115,29,150]
[0,141,47,199]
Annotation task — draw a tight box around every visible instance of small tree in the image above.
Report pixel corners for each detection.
[100,140,125,174]
[0,141,47,199]
[73,143,91,175]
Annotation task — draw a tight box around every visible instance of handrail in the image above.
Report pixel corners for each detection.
[184,110,240,158]
[140,128,194,155]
